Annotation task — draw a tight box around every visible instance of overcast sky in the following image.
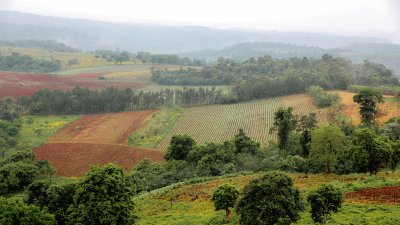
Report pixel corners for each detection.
[1,0,399,43]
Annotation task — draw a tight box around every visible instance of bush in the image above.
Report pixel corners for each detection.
[308,85,340,107]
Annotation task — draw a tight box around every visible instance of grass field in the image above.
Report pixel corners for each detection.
[16,115,80,151]
[134,171,400,225]
[155,93,330,151]
[0,46,126,69]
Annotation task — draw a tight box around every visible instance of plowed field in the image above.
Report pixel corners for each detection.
[345,186,400,204]
[0,71,145,99]
[34,143,164,177]
[48,110,155,144]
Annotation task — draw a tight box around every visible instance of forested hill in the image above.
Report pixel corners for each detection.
[152,55,398,102]
[0,11,391,52]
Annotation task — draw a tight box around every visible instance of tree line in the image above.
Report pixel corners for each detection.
[0,52,61,72]
[17,86,222,115]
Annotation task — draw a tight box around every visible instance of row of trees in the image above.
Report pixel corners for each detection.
[17,86,222,115]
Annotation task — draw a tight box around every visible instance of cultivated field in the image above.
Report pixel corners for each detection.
[34,143,164,177]
[334,91,399,125]
[135,172,400,225]
[0,71,146,99]
[33,110,163,177]
[49,110,156,144]
[155,94,329,150]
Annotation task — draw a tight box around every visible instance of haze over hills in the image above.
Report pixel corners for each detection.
[0,11,392,53]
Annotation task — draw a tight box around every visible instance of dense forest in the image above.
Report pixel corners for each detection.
[152,54,398,102]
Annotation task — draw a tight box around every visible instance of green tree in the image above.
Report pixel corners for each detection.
[236,171,304,225]
[164,134,196,161]
[270,107,297,149]
[309,125,346,174]
[307,184,343,225]
[297,113,317,157]
[26,179,51,209]
[67,164,135,225]
[390,141,400,172]
[35,160,56,181]
[353,89,383,125]
[0,197,56,225]
[234,129,260,155]
[211,184,240,222]
[47,183,77,225]
[352,128,392,175]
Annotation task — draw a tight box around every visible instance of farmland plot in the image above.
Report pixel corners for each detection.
[156,94,329,151]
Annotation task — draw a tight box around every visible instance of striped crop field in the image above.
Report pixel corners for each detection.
[156,93,329,151]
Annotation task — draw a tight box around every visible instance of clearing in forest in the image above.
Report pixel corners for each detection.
[48,110,156,145]
[156,93,329,151]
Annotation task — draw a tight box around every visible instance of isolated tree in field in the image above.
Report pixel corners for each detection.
[270,107,297,149]
[297,113,317,157]
[309,125,346,174]
[353,89,383,125]
[164,134,196,161]
[236,171,304,225]
[211,184,240,222]
[308,184,342,225]
[234,129,260,155]
[352,128,392,175]
[67,164,135,225]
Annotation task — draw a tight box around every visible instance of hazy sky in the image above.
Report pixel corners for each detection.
[1,0,399,42]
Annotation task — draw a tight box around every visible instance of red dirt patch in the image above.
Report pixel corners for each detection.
[0,71,146,99]
[48,110,156,145]
[34,143,164,177]
[345,186,400,204]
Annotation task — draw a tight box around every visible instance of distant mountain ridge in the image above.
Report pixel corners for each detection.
[0,11,392,52]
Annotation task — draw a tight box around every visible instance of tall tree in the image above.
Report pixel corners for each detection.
[353,89,383,125]
[270,107,297,149]
[309,125,346,174]
[211,184,240,222]
[164,134,196,161]
[67,164,135,225]
[234,129,260,155]
[236,171,304,225]
[297,113,317,157]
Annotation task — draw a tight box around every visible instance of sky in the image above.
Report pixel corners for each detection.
[1,0,399,43]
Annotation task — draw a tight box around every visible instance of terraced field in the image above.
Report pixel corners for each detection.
[156,94,329,150]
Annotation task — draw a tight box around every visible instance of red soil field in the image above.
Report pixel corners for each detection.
[48,110,156,144]
[0,71,146,99]
[345,186,400,204]
[34,143,164,177]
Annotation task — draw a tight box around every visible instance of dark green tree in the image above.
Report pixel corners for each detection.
[353,89,384,125]
[390,141,400,172]
[270,107,297,149]
[211,184,240,222]
[164,134,196,161]
[236,171,304,225]
[307,184,343,225]
[47,183,77,225]
[297,113,317,157]
[26,179,51,209]
[352,128,392,175]
[234,129,260,155]
[67,164,135,225]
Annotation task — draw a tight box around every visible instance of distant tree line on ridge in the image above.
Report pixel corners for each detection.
[0,52,61,72]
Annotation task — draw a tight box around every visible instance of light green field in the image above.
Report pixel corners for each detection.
[134,171,400,225]
[16,115,81,151]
